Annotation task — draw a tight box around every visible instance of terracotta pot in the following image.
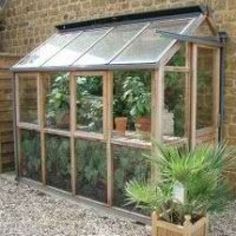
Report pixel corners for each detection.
[57,112,70,129]
[136,117,151,132]
[115,117,127,135]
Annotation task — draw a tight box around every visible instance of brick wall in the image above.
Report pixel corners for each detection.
[0,0,236,145]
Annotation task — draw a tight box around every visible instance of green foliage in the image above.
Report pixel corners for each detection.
[126,143,235,224]
[46,73,70,127]
[21,130,41,181]
[165,72,185,136]
[47,136,70,178]
[113,71,151,120]
[76,140,106,202]
[76,76,103,132]
[113,145,150,209]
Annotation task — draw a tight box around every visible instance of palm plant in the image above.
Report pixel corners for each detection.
[126,143,236,225]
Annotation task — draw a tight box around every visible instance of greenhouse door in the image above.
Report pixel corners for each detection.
[192,45,220,146]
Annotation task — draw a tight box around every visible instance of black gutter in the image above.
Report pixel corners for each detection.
[56,5,208,31]
[219,32,228,142]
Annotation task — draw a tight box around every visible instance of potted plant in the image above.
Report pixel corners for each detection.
[126,143,235,236]
[113,97,128,135]
[122,74,151,133]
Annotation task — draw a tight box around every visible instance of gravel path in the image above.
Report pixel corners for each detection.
[0,176,235,236]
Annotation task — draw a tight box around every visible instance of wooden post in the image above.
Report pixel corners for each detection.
[15,74,21,177]
[106,71,113,206]
[70,74,77,195]
[151,211,158,236]
[151,67,164,180]
[38,73,46,185]
[185,43,191,143]
[190,44,198,149]
[183,215,192,236]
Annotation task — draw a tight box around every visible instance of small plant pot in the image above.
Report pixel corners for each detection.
[115,117,127,135]
[136,117,151,132]
[56,112,70,129]
[151,211,208,236]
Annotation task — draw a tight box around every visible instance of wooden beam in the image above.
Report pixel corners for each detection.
[43,128,71,137]
[15,74,20,124]
[38,73,46,185]
[151,67,164,180]
[70,73,77,195]
[106,71,113,207]
[184,43,191,144]
[164,66,190,73]
[190,44,198,148]
[17,122,40,131]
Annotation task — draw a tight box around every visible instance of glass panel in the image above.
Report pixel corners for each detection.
[112,71,151,143]
[46,135,71,191]
[163,72,186,142]
[113,144,151,214]
[20,130,41,182]
[75,23,146,66]
[75,139,107,203]
[112,18,192,64]
[45,28,110,67]
[19,76,38,124]
[196,48,214,129]
[44,73,70,130]
[16,32,79,68]
[76,75,103,133]
[167,44,186,66]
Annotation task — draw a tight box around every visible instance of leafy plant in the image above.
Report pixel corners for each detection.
[21,130,41,181]
[122,74,151,118]
[76,76,103,132]
[46,73,70,127]
[126,143,235,225]
[46,135,71,190]
[113,145,150,211]
[76,139,107,202]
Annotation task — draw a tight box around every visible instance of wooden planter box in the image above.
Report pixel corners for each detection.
[152,212,208,236]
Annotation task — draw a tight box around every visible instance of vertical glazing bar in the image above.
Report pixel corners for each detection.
[70,73,77,195]
[13,73,19,178]
[185,43,191,145]
[213,48,221,144]
[15,74,21,178]
[190,44,198,148]
[38,73,46,185]
[106,71,113,206]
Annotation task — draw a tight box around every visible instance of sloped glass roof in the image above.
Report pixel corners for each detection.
[13,13,203,71]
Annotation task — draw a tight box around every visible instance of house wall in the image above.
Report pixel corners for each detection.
[0,0,235,146]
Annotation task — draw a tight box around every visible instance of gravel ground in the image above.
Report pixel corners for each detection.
[0,176,235,236]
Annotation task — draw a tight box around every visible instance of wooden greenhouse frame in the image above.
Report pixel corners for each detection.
[11,6,223,222]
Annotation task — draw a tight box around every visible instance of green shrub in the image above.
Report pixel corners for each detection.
[126,143,235,225]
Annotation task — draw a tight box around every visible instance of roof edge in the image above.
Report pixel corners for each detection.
[56,5,209,31]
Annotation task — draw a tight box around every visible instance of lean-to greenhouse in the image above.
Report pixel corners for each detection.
[11,6,225,220]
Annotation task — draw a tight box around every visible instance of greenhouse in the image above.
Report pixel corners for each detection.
[11,6,224,219]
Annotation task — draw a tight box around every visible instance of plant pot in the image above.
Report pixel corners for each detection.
[115,117,127,135]
[151,211,208,236]
[57,112,70,129]
[136,117,151,132]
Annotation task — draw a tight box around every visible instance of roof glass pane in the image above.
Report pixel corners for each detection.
[73,23,147,66]
[44,28,111,67]
[15,32,79,68]
[111,18,193,65]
